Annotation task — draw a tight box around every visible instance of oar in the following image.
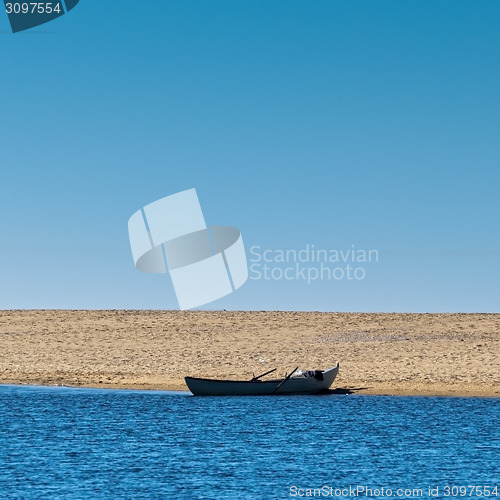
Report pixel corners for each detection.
[250,368,277,381]
[272,367,299,394]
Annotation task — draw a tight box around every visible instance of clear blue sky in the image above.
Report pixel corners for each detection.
[1,1,499,312]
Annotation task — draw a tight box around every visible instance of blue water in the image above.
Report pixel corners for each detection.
[0,386,498,499]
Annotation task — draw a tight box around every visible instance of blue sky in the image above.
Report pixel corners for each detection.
[0,0,498,312]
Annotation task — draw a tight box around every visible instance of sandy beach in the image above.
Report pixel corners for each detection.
[0,310,498,397]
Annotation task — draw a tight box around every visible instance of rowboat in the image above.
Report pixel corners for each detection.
[185,363,339,396]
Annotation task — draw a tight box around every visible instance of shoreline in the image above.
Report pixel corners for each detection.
[0,381,498,398]
[1,310,499,399]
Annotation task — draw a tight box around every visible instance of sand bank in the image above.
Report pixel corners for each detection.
[0,310,498,397]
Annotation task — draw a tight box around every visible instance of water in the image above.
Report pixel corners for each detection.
[0,386,498,499]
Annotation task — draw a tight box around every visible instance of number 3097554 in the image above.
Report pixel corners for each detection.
[5,3,61,14]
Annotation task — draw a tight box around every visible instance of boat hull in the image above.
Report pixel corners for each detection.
[185,364,339,396]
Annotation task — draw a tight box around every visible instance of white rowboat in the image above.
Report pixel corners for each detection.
[185,363,339,396]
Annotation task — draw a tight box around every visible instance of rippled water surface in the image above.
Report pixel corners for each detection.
[0,386,499,499]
